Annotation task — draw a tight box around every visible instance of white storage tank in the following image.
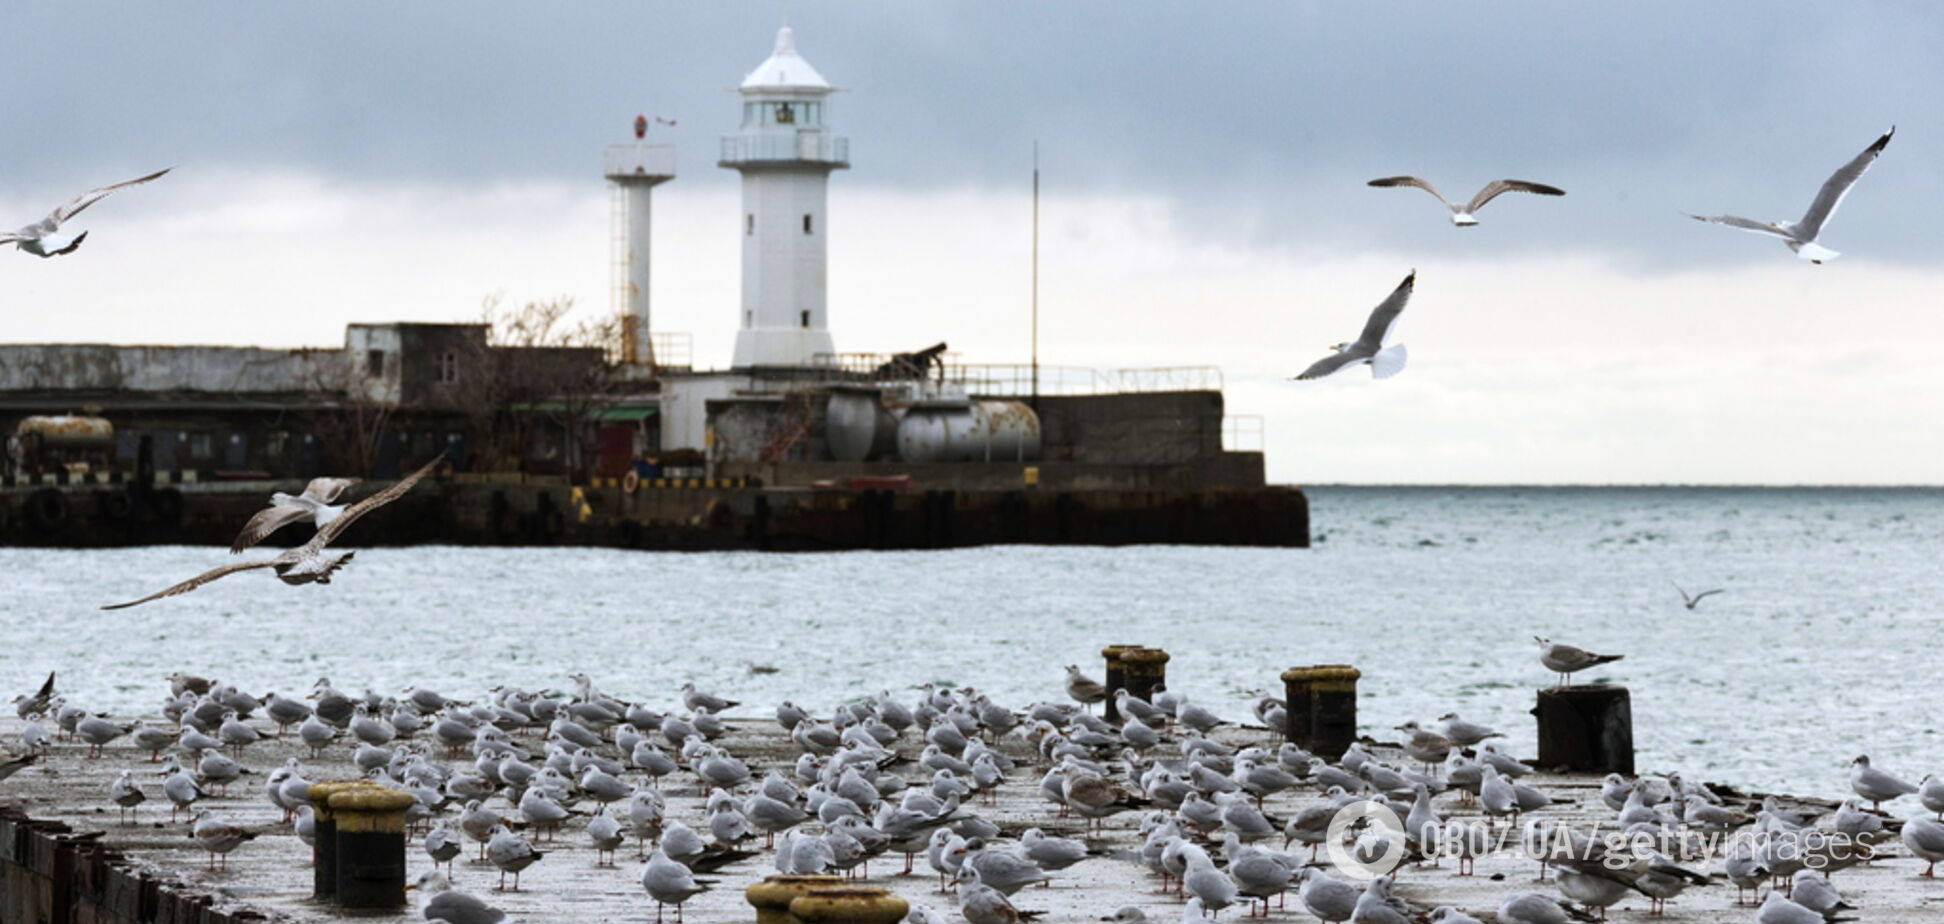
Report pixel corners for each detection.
[897,400,1041,463]
[825,389,901,462]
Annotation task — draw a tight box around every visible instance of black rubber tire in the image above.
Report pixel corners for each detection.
[148,487,185,526]
[97,489,137,522]
[25,488,67,534]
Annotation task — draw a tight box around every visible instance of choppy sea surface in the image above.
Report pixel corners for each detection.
[2,486,1938,799]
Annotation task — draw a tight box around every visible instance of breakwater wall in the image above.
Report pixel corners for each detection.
[0,808,272,924]
[0,476,1309,550]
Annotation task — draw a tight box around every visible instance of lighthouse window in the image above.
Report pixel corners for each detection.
[802,214,813,234]
[746,214,754,235]
[800,310,810,328]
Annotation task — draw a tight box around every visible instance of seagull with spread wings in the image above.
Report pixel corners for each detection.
[1366,177,1565,226]
[1673,583,1725,611]
[102,454,442,610]
[2,168,172,257]
[1687,126,1894,263]
[229,477,362,553]
[1291,271,1415,381]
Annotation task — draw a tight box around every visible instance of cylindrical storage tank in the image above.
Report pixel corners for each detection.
[825,390,899,462]
[15,416,114,450]
[896,401,1040,463]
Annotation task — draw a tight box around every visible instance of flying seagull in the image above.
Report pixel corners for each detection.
[1291,271,1415,381]
[230,477,362,553]
[2,168,172,257]
[1687,126,1894,263]
[102,454,443,610]
[1366,177,1565,226]
[1673,583,1725,611]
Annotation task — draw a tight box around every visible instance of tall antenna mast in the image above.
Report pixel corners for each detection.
[1031,141,1040,408]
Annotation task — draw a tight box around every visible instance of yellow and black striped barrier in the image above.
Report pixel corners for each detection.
[585,475,750,492]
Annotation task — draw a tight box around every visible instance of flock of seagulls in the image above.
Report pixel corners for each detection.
[1293,127,1895,382]
[2,642,1940,924]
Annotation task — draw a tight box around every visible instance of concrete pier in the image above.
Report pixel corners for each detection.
[0,709,1938,922]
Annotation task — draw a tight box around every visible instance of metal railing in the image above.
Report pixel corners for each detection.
[650,332,693,371]
[1223,414,1265,453]
[602,143,676,180]
[717,133,849,166]
[797,354,1225,397]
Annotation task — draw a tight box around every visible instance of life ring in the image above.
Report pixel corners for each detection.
[148,488,185,526]
[622,470,640,494]
[96,489,137,522]
[25,488,67,534]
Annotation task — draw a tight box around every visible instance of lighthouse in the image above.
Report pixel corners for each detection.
[720,27,849,369]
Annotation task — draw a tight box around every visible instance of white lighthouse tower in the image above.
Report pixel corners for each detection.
[720,27,849,369]
[604,115,677,366]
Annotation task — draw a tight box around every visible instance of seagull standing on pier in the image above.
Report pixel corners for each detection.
[1291,271,1415,381]
[1366,177,1565,226]
[2,168,171,257]
[101,454,443,609]
[1687,126,1894,263]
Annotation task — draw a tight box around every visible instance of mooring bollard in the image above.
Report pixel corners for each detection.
[1533,684,1635,774]
[330,785,415,909]
[1100,645,1140,721]
[306,780,365,901]
[789,886,911,924]
[1121,647,1170,705]
[1282,664,1361,760]
[746,874,844,924]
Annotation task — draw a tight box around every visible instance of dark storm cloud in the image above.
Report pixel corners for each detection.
[3,1,1937,262]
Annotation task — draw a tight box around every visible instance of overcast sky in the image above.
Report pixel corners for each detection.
[2,2,1940,484]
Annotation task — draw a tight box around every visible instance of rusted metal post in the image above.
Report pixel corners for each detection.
[1282,665,1361,760]
[330,785,414,909]
[791,886,910,924]
[747,874,844,924]
[306,780,363,901]
[1100,645,1139,721]
[1533,684,1634,774]
[1121,647,1170,706]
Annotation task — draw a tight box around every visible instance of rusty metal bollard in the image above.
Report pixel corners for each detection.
[746,874,844,924]
[1282,665,1361,760]
[306,780,365,901]
[1533,684,1635,774]
[790,886,911,924]
[329,785,415,909]
[1100,645,1141,721]
[1120,647,1170,705]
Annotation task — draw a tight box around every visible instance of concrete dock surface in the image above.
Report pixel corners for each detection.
[2,692,1941,923]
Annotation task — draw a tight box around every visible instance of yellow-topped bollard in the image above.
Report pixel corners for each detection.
[1121,646,1171,714]
[306,780,368,900]
[791,886,911,924]
[747,874,844,924]
[1281,664,1362,760]
[1100,644,1141,721]
[328,785,416,909]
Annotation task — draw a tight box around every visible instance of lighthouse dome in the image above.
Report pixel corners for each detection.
[740,27,831,91]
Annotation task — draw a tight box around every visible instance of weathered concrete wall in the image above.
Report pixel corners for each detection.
[0,808,275,924]
[721,454,1264,491]
[0,345,345,395]
[1033,390,1225,465]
